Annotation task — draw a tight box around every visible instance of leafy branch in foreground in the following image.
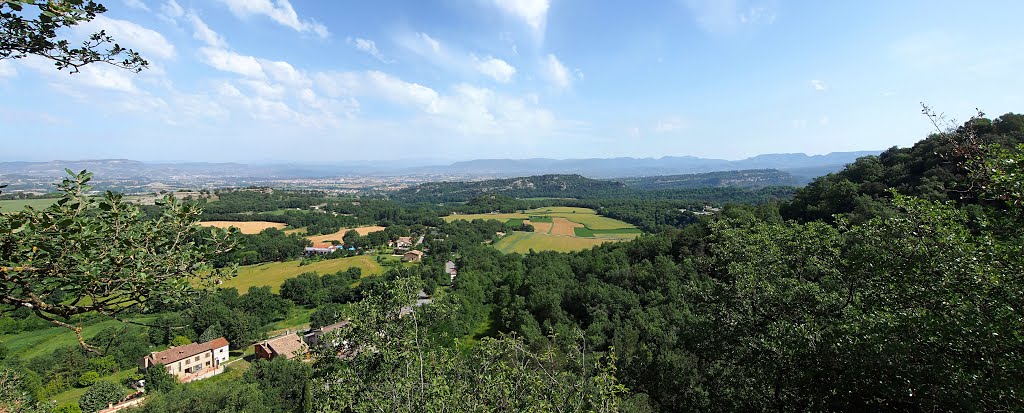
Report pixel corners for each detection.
[0,170,235,352]
[1,0,148,73]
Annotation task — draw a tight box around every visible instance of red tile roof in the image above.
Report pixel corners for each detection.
[146,337,229,365]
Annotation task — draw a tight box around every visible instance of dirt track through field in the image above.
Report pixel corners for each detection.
[550,217,583,236]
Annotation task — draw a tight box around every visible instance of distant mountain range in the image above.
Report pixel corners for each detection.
[0,151,880,182]
[410,151,880,179]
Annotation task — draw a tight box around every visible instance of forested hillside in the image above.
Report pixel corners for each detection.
[782,112,1024,223]
[618,169,801,189]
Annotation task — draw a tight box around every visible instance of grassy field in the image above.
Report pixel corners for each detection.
[52,369,136,407]
[198,221,287,234]
[220,255,383,293]
[0,198,58,212]
[443,213,529,222]
[0,316,155,360]
[492,232,612,254]
[527,215,553,222]
[574,227,643,238]
[305,226,387,245]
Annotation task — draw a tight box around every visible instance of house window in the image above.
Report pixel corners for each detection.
[185,359,190,365]
[195,356,200,362]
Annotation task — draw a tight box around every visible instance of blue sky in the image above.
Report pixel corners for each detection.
[1,0,1022,163]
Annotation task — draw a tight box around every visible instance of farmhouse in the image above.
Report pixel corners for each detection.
[403,250,424,262]
[395,237,413,250]
[254,333,308,360]
[305,243,339,255]
[303,320,350,348]
[140,337,229,383]
[444,260,458,281]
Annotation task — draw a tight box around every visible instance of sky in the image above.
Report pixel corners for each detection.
[1,0,1023,163]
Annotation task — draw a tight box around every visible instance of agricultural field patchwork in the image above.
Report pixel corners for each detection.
[199,220,287,234]
[447,206,641,253]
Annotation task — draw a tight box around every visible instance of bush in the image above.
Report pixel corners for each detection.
[78,381,123,412]
[77,371,100,387]
[170,336,192,347]
[53,403,84,413]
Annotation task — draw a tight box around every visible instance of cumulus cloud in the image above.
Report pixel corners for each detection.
[492,0,549,36]
[474,56,517,83]
[218,0,328,38]
[810,79,827,91]
[260,59,311,87]
[314,70,555,135]
[74,15,176,60]
[199,47,265,78]
[187,12,228,48]
[543,53,572,90]
[348,37,390,62]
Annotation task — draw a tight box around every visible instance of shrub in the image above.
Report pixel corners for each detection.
[77,371,100,387]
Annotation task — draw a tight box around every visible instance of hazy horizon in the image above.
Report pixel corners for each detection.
[2,0,1022,162]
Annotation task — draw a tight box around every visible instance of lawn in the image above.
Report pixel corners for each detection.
[492,232,612,254]
[220,255,384,293]
[0,198,58,212]
[269,306,315,334]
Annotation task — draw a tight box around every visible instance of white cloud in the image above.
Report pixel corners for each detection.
[314,70,555,136]
[810,79,827,91]
[217,0,328,38]
[543,53,572,90]
[418,32,442,54]
[397,32,520,83]
[684,0,776,33]
[348,37,390,62]
[655,116,688,133]
[260,59,310,87]
[160,0,184,20]
[123,0,150,11]
[74,16,176,60]
[492,0,549,36]
[187,12,228,48]
[199,47,265,78]
[474,56,516,83]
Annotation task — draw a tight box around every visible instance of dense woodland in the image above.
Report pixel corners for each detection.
[3,113,1024,412]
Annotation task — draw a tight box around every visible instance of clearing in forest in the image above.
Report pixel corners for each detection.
[199,221,287,234]
[219,255,383,293]
[492,232,613,254]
